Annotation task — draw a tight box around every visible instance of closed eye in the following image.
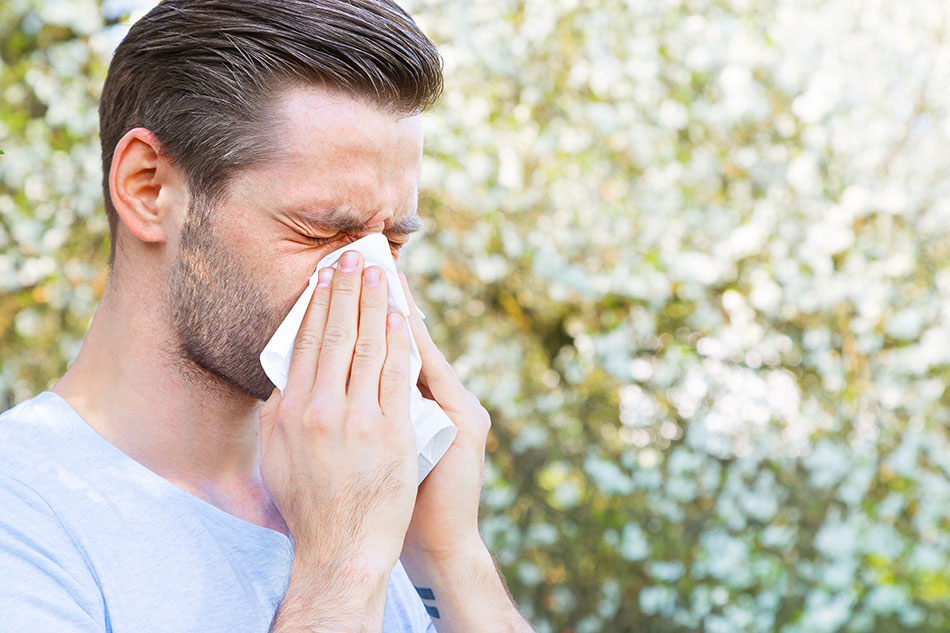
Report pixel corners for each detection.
[300,234,338,248]
[301,232,408,252]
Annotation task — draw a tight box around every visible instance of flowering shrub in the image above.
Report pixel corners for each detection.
[3,0,950,631]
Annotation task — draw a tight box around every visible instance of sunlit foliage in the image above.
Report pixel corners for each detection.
[3,0,950,631]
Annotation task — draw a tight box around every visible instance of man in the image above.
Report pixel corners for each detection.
[0,1,535,631]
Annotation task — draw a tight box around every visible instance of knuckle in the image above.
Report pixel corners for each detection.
[292,331,322,353]
[276,392,302,416]
[276,390,304,415]
[344,400,369,419]
[349,413,376,441]
[321,324,352,349]
[346,403,384,435]
[353,337,381,360]
[308,390,334,415]
[427,369,448,385]
[332,280,359,297]
[383,364,407,385]
[305,398,338,432]
[302,416,333,437]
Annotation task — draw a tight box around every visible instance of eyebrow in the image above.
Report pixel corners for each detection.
[290,206,423,236]
[387,213,424,236]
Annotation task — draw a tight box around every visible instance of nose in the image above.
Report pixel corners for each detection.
[362,210,392,234]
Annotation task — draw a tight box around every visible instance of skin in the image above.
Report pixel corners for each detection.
[53,85,534,632]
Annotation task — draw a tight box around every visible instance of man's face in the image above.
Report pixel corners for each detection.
[167,86,424,401]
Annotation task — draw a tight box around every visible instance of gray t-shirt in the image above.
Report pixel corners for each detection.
[0,391,434,632]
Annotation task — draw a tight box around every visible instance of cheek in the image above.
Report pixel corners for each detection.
[247,237,320,285]
[265,251,326,317]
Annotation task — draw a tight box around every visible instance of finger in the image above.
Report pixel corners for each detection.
[417,381,434,400]
[379,312,411,421]
[347,266,389,406]
[398,272,467,408]
[312,250,363,400]
[284,267,334,398]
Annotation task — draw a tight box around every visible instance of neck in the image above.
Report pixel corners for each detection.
[53,274,264,491]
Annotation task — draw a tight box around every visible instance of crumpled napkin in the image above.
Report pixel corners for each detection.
[260,233,457,483]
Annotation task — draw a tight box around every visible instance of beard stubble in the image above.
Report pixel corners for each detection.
[167,197,287,401]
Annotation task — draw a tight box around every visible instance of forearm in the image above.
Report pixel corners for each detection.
[400,541,535,633]
[269,554,391,633]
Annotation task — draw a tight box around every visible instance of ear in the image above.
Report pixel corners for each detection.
[108,128,181,246]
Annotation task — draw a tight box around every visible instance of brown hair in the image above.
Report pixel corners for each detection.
[98,0,443,263]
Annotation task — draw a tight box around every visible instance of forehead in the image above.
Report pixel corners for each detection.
[231,85,424,227]
[274,85,423,152]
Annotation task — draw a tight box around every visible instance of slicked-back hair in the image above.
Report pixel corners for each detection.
[98,0,443,263]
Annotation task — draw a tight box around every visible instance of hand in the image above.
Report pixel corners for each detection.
[259,252,419,579]
[397,273,492,563]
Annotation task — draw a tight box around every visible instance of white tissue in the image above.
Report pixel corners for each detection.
[260,233,457,483]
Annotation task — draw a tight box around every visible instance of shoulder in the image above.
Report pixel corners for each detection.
[0,394,99,575]
[0,392,118,533]
[0,391,71,446]
[0,471,107,630]
[0,391,88,482]
[0,394,48,473]
[0,470,74,548]
[0,391,45,429]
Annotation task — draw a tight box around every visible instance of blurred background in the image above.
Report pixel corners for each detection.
[3,0,950,631]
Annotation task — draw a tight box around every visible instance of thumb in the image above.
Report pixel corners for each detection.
[259,388,281,448]
[398,272,467,410]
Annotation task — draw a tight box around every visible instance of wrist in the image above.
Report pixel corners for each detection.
[293,544,393,589]
[275,549,392,633]
[401,531,487,564]
[401,540,533,633]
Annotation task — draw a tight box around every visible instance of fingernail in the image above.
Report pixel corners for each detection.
[340,251,359,272]
[363,267,380,286]
[387,312,403,330]
[317,268,334,287]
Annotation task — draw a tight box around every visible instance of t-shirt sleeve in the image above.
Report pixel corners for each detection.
[0,473,106,632]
